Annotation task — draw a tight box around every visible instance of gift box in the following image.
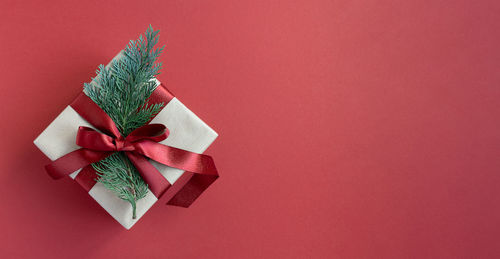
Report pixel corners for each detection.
[34,51,218,229]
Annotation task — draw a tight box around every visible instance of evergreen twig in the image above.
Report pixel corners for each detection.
[83,25,165,219]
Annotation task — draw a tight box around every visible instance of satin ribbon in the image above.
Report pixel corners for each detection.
[44,83,218,207]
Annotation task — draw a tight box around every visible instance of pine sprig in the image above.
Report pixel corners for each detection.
[83,25,165,219]
[92,153,149,219]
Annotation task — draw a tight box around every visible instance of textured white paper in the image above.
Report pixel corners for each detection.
[34,58,217,229]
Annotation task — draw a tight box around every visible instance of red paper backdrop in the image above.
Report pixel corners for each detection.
[1,0,500,258]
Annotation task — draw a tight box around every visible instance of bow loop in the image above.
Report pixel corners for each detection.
[126,124,169,143]
[76,126,116,151]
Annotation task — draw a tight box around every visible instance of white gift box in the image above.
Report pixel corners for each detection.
[34,53,218,229]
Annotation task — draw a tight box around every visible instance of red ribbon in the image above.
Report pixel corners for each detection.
[44,83,218,207]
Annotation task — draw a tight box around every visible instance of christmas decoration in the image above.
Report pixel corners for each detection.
[34,26,219,229]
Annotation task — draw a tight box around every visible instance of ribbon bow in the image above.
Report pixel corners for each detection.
[76,124,168,152]
[45,87,218,207]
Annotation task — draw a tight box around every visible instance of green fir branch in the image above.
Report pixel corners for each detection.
[92,153,149,219]
[83,25,165,219]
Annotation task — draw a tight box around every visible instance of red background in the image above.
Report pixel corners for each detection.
[1,0,499,258]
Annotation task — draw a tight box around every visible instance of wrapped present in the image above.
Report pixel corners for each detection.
[33,26,219,229]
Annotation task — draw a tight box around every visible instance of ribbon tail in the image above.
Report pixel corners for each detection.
[45,148,113,179]
[126,152,171,198]
[166,171,219,208]
[133,141,219,207]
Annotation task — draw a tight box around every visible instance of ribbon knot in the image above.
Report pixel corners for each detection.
[113,137,126,151]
